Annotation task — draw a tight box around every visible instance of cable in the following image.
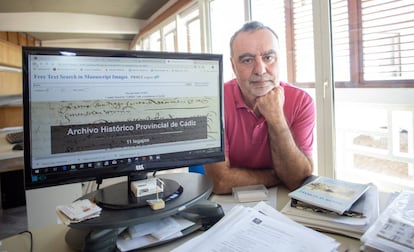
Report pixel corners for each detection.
[96,177,103,190]
[18,230,33,252]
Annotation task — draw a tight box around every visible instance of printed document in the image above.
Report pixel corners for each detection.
[172,202,339,252]
[361,190,414,252]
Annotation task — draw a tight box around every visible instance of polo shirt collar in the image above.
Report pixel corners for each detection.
[233,83,249,109]
[232,83,266,122]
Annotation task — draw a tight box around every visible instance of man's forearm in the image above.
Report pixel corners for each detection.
[267,117,313,191]
[205,161,280,194]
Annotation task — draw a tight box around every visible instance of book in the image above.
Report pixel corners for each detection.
[290,197,365,218]
[282,184,379,239]
[288,176,371,215]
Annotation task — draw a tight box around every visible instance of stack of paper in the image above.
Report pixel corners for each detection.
[56,199,102,224]
[360,190,414,252]
[116,216,196,251]
[172,202,340,252]
[281,182,379,238]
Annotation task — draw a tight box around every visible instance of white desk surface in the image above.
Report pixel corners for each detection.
[0,186,364,252]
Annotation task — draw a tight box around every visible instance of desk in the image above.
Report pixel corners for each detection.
[0,185,363,252]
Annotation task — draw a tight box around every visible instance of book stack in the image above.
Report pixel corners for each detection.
[281,176,379,238]
[361,190,414,252]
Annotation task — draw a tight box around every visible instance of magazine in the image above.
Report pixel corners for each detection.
[288,176,371,215]
[282,184,379,239]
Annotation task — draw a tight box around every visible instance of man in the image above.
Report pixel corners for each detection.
[204,21,315,194]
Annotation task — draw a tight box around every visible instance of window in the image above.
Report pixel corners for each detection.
[331,0,350,82]
[149,31,161,51]
[360,0,414,83]
[209,0,245,81]
[163,21,177,52]
[253,0,414,190]
[331,0,414,192]
[284,0,414,87]
[141,38,150,51]
[290,0,315,84]
[135,3,201,54]
[179,7,201,53]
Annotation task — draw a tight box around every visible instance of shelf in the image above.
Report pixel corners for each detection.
[0,39,23,128]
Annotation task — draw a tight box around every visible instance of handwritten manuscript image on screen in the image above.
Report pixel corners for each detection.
[30,96,220,157]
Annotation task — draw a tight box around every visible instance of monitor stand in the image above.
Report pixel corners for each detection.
[65,221,204,251]
[94,171,183,209]
[65,228,122,252]
[66,172,216,251]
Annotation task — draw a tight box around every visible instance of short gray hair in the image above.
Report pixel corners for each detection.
[230,21,279,55]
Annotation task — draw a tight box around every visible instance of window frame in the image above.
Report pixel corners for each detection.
[346,0,414,88]
[287,0,414,88]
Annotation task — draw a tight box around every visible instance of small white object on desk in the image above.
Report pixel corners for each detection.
[210,186,277,214]
[232,184,269,203]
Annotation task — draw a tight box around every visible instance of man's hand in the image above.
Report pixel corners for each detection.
[253,87,284,120]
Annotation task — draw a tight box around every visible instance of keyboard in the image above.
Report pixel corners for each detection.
[5,131,23,144]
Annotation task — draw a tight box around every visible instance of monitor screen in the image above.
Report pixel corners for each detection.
[22,47,224,203]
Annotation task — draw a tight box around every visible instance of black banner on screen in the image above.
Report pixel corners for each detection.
[50,117,208,154]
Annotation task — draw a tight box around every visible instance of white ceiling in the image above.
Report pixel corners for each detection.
[0,0,170,41]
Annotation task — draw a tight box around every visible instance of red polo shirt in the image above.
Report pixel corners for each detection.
[224,78,315,169]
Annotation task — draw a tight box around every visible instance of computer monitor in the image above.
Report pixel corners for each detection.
[22,46,224,209]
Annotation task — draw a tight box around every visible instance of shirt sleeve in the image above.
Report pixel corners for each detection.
[289,90,315,157]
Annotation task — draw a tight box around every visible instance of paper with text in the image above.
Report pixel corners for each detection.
[172,202,339,252]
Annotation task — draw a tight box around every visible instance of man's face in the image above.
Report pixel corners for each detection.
[230,29,280,107]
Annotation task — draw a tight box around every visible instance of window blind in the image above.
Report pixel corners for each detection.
[361,0,414,81]
[292,0,315,83]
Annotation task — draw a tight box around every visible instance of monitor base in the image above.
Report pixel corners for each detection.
[66,173,214,250]
[65,228,121,252]
[94,178,183,210]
